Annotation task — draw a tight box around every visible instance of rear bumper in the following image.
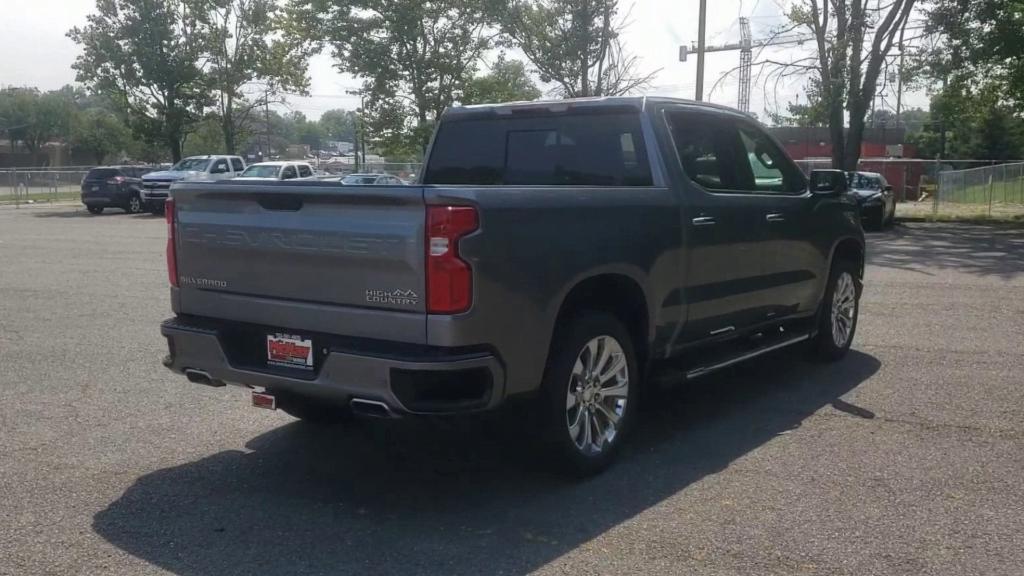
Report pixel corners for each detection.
[81,188,129,206]
[160,316,506,415]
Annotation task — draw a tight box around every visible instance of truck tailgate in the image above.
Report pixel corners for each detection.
[171,181,427,342]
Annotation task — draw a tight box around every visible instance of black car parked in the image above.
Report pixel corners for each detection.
[81,166,154,215]
[847,171,896,230]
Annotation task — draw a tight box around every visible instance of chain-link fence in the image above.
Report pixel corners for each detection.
[0,162,426,208]
[2,168,91,207]
[315,162,423,182]
[934,163,1024,219]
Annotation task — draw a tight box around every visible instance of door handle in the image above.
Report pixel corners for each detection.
[765,213,786,223]
[692,216,717,226]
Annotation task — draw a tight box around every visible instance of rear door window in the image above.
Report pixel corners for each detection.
[298,165,312,178]
[281,166,298,180]
[231,158,245,173]
[423,111,653,186]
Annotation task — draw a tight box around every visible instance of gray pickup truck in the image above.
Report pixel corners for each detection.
[161,97,864,474]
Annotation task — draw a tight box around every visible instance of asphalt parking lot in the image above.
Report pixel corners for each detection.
[1,204,1022,576]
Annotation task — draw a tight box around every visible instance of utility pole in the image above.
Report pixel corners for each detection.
[346,89,365,172]
[695,0,707,101]
[263,87,270,162]
[895,25,906,128]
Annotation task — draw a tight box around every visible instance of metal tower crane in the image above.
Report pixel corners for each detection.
[737,18,753,113]
[681,19,813,113]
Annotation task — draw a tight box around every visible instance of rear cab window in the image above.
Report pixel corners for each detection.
[298,165,312,178]
[423,110,653,186]
[85,168,122,180]
[231,157,245,173]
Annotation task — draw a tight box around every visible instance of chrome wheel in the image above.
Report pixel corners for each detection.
[831,271,857,347]
[566,335,629,455]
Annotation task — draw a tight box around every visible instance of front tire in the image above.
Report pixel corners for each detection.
[539,312,639,476]
[125,193,143,214]
[811,259,861,361]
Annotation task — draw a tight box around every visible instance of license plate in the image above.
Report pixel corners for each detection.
[266,333,314,370]
[91,185,99,191]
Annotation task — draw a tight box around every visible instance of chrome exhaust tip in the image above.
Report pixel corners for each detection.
[349,398,396,418]
[184,369,225,387]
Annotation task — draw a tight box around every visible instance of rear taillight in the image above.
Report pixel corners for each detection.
[166,198,178,287]
[106,176,126,184]
[426,205,478,314]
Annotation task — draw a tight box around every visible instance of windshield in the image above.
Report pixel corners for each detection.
[847,173,881,190]
[342,175,379,185]
[240,165,281,178]
[172,158,212,172]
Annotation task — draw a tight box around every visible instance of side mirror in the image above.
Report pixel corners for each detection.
[883,184,893,193]
[810,169,848,195]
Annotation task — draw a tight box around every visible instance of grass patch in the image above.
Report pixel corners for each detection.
[896,201,1024,223]
[0,190,80,205]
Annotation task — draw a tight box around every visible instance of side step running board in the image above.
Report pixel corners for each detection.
[685,333,811,380]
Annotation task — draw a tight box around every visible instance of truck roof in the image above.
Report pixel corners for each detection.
[445,96,747,119]
[246,161,309,167]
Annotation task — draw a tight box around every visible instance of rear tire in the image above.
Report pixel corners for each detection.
[86,206,103,215]
[274,391,353,425]
[811,259,861,362]
[538,311,639,476]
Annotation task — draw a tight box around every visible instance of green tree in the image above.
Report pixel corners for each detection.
[0,87,76,155]
[240,109,296,157]
[500,0,657,98]
[921,0,1024,111]
[0,87,39,152]
[785,0,917,169]
[288,111,326,150]
[928,87,1024,160]
[182,116,227,157]
[769,78,829,127]
[69,0,211,162]
[899,107,930,133]
[287,0,497,154]
[203,0,309,153]
[318,109,357,143]
[71,108,131,164]
[462,57,541,104]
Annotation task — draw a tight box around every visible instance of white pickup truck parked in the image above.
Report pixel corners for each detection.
[234,161,316,181]
[141,155,246,213]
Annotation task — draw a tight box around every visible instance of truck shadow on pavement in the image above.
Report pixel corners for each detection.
[870,222,1024,279]
[93,349,879,576]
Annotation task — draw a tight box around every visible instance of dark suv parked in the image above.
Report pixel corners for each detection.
[80,166,154,214]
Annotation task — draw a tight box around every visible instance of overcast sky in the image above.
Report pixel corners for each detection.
[0,0,928,121]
